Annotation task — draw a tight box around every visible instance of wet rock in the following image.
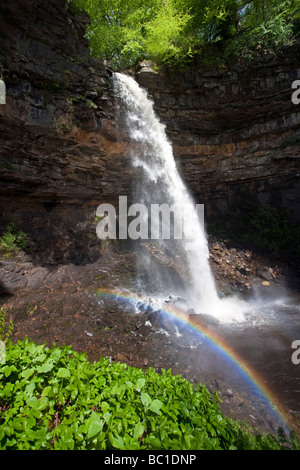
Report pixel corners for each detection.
[135,320,143,330]
[238,267,251,276]
[137,46,300,229]
[189,313,220,328]
[258,269,273,281]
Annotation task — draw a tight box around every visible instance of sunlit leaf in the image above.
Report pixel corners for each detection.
[57,368,71,378]
[87,420,103,439]
[149,399,163,415]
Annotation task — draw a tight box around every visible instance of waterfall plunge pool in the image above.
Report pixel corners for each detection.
[107,72,300,435]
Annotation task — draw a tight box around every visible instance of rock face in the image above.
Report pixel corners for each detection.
[0,0,299,268]
[0,0,133,264]
[135,50,300,224]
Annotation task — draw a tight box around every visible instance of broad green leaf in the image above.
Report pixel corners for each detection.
[23,415,36,432]
[27,396,38,408]
[183,433,194,449]
[133,422,144,439]
[57,368,71,378]
[207,423,216,437]
[149,399,163,415]
[4,365,17,377]
[146,435,161,449]
[135,378,145,391]
[100,401,110,414]
[25,382,35,396]
[12,418,23,431]
[21,368,35,380]
[36,396,48,411]
[87,420,103,439]
[116,384,126,398]
[50,349,62,361]
[141,392,152,407]
[78,424,87,435]
[97,376,106,387]
[34,353,46,363]
[41,386,52,397]
[37,361,53,374]
[103,412,112,425]
[109,432,124,450]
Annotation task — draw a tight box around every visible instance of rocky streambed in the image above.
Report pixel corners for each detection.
[0,236,299,437]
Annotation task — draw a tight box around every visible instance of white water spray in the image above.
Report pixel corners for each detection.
[114,73,247,321]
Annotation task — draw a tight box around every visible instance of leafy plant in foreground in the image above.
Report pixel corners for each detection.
[0,338,298,450]
[0,307,14,345]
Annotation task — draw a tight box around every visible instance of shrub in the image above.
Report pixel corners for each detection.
[209,205,300,260]
[0,339,298,450]
[0,223,28,258]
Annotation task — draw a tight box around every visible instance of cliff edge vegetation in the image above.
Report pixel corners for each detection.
[69,0,300,68]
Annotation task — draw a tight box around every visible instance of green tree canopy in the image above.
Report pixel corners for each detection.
[69,0,300,68]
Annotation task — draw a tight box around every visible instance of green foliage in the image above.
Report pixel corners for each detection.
[224,3,294,60]
[241,205,300,256]
[0,307,14,345]
[143,0,195,66]
[0,223,28,258]
[209,205,300,259]
[0,308,14,366]
[69,0,161,68]
[0,338,299,450]
[69,0,299,68]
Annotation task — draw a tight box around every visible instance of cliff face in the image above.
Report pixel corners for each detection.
[135,49,300,226]
[0,0,299,266]
[0,0,132,264]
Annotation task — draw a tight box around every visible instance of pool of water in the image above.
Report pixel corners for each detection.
[217,286,300,431]
[127,283,300,433]
[97,281,300,434]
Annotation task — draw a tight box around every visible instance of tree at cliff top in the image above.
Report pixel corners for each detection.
[223,0,300,60]
[69,0,300,68]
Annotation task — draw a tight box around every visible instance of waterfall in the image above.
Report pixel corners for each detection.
[114,73,241,318]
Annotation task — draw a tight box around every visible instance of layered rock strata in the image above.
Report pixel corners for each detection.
[0,0,132,264]
[136,48,300,224]
[0,0,299,267]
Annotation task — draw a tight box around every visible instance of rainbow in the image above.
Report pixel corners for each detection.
[95,287,293,432]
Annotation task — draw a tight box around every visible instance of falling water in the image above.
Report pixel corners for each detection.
[112,74,300,432]
[114,73,245,319]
